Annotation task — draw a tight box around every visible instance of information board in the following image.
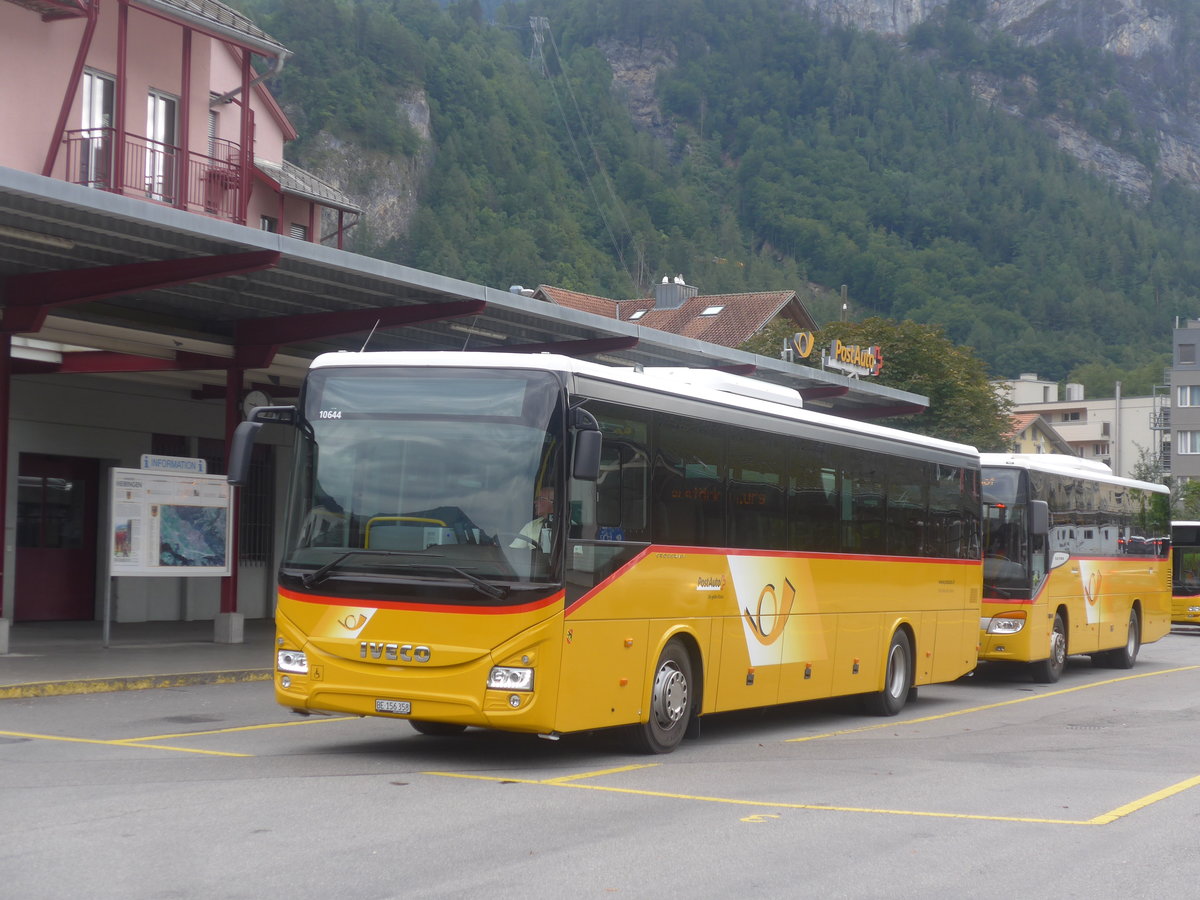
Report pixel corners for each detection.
[109,467,232,576]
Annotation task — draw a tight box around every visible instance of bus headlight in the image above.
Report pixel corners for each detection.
[488,666,534,691]
[277,649,309,674]
[986,613,1027,635]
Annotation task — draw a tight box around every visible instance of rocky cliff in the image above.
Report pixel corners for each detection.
[791,0,1200,199]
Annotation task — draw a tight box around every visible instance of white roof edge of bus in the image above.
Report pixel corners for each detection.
[309,350,977,458]
[980,452,1169,494]
[1172,520,1200,526]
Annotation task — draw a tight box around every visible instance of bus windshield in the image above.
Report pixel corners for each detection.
[981,467,1030,597]
[282,366,564,589]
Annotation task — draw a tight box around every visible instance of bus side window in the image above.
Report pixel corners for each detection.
[789,439,838,552]
[728,432,786,551]
[588,403,651,542]
[652,415,726,547]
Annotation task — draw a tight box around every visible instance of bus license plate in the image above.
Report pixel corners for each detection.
[376,699,411,715]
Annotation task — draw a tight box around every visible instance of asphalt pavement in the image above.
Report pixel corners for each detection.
[0,618,274,698]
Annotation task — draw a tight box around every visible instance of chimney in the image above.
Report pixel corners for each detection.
[653,275,699,310]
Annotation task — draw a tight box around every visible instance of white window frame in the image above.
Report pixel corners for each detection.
[1177,431,1200,455]
[145,89,178,202]
[80,69,115,188]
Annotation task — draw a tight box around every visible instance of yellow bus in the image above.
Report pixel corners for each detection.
[979,454,1170,683]
[1170,521,1200,624]
[231,352,981,753]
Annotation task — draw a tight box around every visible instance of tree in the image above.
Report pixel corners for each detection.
[743,316,1013,449]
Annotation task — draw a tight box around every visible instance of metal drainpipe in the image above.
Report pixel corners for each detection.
[1113,380,1122,475]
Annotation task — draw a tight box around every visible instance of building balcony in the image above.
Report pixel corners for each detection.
[61,129,244,223]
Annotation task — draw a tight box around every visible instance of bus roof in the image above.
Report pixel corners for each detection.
[309,350,979,461]
[980,452,1168,495]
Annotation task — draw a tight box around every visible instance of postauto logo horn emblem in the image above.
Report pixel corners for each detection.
[743,579,796,646]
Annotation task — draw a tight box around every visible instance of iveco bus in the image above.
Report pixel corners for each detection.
[230,352,982,752]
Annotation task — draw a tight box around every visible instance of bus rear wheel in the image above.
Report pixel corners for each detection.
[409,720,468,736]
[1031,613,1066,683]
[863,630,912,716]
[628,639,694,754]
[1096,609,1140,669]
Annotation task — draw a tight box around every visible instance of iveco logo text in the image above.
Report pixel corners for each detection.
[359,641,431,662]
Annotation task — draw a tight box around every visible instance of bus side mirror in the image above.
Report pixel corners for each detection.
[227,405,297,486]
[573,430,601,481]
[1029,499,1050,537]
[571,406,601,482]
[227,421,262,486]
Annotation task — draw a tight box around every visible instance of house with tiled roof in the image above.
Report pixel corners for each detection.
[0,0,360,245]
[1006,412,1076,456]
[533,278,818,349]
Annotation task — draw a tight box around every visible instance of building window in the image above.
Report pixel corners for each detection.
[145,90,178,202]
[1181,344,1197,365]
[1063,411,1080,422]
[208,108,219,158]
[1179,386,1200,407]
[1177,431,1200,455]
[260,215,278,233]
[627,309,647,321]
[80,70,115,189]
[699,305,725,316]
[289,223,309,240]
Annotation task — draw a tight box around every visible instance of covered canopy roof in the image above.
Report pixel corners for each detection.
[0,166,927,418]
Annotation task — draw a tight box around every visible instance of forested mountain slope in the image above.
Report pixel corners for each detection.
[241,0,1200,387]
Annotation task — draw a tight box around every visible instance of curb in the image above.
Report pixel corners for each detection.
[0,668,273,699]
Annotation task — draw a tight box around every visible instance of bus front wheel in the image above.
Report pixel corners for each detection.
[1031,613,1067,683]
[628,639,694,754]
[863,629,912,716]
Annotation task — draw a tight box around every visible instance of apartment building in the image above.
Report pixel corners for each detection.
[997,373,1157,479]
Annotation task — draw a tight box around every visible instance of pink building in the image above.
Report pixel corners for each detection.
[0,0,357,242]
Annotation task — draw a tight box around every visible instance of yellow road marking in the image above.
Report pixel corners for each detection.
[0,713,356,757]
[1087,773,1200,825]
[786,665,1200,743]
[426,771,1089,824]
[425,665,1200,826]
[128,715,358,742]
[541,764,658,784]
[0,730,250,757]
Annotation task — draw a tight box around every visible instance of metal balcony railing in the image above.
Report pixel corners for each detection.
[62,128,243,223]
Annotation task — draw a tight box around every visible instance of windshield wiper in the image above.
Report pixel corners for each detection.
[392,563,508,600]
[300,552,507,599]
[301,549,429,587]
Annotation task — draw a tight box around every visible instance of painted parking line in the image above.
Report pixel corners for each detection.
[427,665,1200,826]
[0,713,357,757]
[427,768,1200,826]
[784,665,1200,744]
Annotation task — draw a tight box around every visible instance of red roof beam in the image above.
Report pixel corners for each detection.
[10,349,230,376]
[798,385,850,401]
[1,250,281,334]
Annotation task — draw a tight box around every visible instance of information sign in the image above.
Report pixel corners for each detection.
[109,467,232,576]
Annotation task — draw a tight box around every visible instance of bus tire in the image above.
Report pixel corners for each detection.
[1031,613,1067,683]
[863,629,912,717]
[1096,609,1140,669]
[628,639,694,754]
[409,720,468,736]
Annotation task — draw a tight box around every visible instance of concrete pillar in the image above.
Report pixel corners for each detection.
[214,611,244,644]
